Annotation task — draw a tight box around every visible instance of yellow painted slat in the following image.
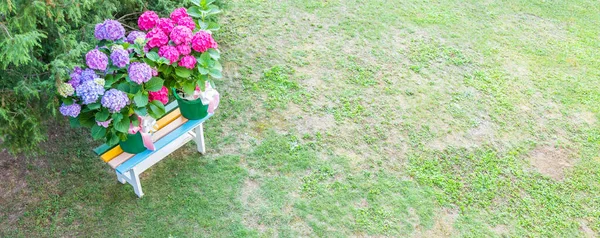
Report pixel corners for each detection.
[107,116,189,168]
[100,109,182,163]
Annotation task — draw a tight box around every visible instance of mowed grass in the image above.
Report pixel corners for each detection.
[2,0,600,237]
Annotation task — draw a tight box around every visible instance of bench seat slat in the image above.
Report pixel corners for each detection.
[94,101,180,156]
[115,114,212,174]
[100,108,183,162]
[107,116,189,168]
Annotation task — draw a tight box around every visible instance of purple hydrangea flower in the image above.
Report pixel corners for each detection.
[75,80,105,104]
[110,48,130,68]
[128,62,152,84]
[101,89,129,113]
[94,20,125,41]
[126,31,146,44]
[69,66,83,87]
[94,23,107,40]
[86,49,108,70]
[59,103,81,117]
[80,69,97,82]
[103,20,125,41]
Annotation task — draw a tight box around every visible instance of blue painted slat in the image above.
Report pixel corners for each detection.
[116,114,212,174]
[93,101,180,155]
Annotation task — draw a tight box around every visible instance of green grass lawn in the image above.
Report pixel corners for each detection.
[2,0,600,237]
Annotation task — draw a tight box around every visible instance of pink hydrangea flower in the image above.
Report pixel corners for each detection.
[176,44,191,55]
[148,86,169,105]
[191,31,218,53]
[152,67,158,76]
[96,118,112,128]
[177,16,196,31]
[138,11,159,31]
[158,45,180,64]
[179,55,197,69]
[146,28,169,48]
[170,26,193,45]
[170,8,189,23]
[156,18,175,34]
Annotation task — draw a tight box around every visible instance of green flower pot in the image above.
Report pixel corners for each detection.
[119,132,146,154]
[173,88,209,120]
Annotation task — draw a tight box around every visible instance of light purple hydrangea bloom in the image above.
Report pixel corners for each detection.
[94,20,125,41]
[103,20,125,41]
[80,69,97,82]
[69,66,83,87]
[75,80,105,104]
[94,23,107,40]
[101,89,129,113]
[59,103,81,117]
[86,49,108,70]
[110,48,129,68]
[128,62,152,84]
[126,31,146,44]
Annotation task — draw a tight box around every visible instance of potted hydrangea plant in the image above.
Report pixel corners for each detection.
[57,19,168,154]
[135,1,222,120]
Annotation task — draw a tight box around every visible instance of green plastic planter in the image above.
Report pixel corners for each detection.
[119,132,146,154]
[173,88,209,120]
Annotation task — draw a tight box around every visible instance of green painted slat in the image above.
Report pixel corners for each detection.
[93,100,180,155]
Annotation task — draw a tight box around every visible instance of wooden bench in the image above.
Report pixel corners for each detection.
[93,102,211,197]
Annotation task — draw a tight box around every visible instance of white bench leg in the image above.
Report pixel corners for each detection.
[129,169,144,198]
[116,171,126,184]
[194,123,206,154]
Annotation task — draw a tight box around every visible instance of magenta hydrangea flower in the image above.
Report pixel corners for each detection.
[170,8,189,23]
[158,45,180,64]
[179,55,197,69]
[191,31,218,53]
[110,48,130,68]
[80,69,98,83]
[101,89,129,113]
[176,44,191,55]
[75,80,105,104]
[96,118,112,128]
[86,49,108,70]
[148,86,169,105]
[156,18,175,34]
[59,103,81,118]
[138,11,159,31]
[69,66,83,87]
[128,62,153,84]
[170,26,193,45]
[146,28,169,48]
[177,16,196,31]
[94,20,125,41]
[126,31,146,44]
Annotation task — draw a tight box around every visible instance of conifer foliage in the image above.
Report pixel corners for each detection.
[0,0,193,154]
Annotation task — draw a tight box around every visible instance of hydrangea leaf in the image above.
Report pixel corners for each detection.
[175,67,193,78]
[95,109,110,122]
[91,125,107,140]
[133,92,149,107]
[145,77,164,92]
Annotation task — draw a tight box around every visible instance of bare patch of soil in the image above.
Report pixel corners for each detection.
[239,179,267,233]
[285,104,336,135]
[0,150,29,228]
[428,119,496,150]
[491,224,511,236]
[579,219,598,238]
[528,145,574,180]
[412,207,459,238]
[571,111,597,126]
